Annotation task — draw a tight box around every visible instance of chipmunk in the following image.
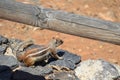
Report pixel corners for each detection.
[14,37,63,66]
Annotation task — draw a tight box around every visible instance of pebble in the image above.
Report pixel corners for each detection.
[108,49,113,53]
[0,35,8,45]
[0,23,3,27]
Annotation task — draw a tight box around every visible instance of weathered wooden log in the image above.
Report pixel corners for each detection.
[0,0,120,45]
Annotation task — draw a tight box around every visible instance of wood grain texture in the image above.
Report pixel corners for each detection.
[0,0,120,45]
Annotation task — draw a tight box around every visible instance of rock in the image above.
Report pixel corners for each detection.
[113,76,120,80]
[25,44,43,50]
[58,50,81,64]
[0,36,8,45]
[75,59,120,80]
[46,71,79,80]
[20,66,53,76]
[0,44,8,55]
[49,59,76,70]
[0,65,12,80]
[113,64,120,75]
[49,50,81,70]
[11,70,45,80]
[8,38,22,44]
[0,35,9,55]
[0,55,19,69]
[8,39,22,51]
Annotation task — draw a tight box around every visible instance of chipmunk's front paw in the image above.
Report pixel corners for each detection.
[58,56,63,60]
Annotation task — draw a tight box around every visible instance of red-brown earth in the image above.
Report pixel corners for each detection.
[0,0,120,65]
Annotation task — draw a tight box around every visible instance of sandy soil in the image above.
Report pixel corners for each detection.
[0,0,120,65]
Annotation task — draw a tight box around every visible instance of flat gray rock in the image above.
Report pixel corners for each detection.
[0,55,18,69]
[20,66,53,76]
[47,71,79,80]
[0,44,8,55]
[49,59,76,70]
[75,59,120,80]
[49,50,81,70]
[57,50,81,64]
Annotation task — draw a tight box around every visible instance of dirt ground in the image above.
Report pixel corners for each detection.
[0,0,120,65]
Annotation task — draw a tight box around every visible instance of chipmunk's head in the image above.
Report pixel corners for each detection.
[49,37,63,47]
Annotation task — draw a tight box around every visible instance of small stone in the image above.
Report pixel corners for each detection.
[0,44,8,55]
[0,35,8,44]
[78,49,82,52]
[84,4,89,9]
[99,45,103,48]
[108,49,113,53]
[4,47,15,57]
[33,27,43,31]
[22,1,30,4]
[8,38,22,47]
